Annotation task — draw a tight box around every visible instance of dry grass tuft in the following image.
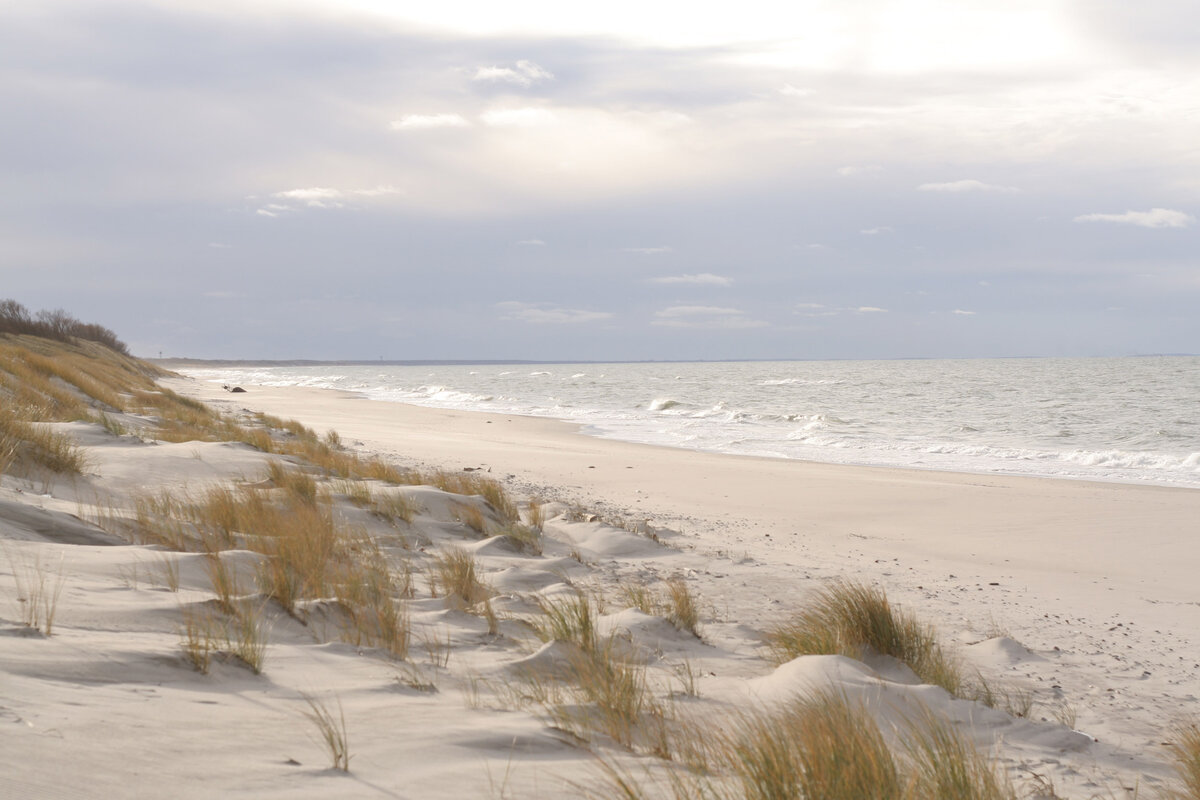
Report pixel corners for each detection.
[766,579,963,695]
[455,502,488,535]
[426,471,519,522]
[430,547,490,610]
[535,592,599,653]
[0,404,90,476]
[723,691,902,800]
[179,604,220,673]
[302,693,352,772]
[499,522,542,555]
[335,541,410,659]
[4,547,67,635]
[267,460,319,504]
[1168,719,1200,800]
[903,710,1016,799]
[664,578,700,637]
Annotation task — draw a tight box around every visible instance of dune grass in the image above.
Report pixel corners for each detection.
[766,579,964,695]
[499,522,542,555]
[430,547,490,610]
[591,691,1016,800]
[302,693,352,772]
[4,546,67,635]
[1168,720,1200,799]
[0,403,90,477]
[663,578,700,637]
[535,592,600,653]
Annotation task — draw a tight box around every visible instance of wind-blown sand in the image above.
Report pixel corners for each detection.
[3,375,1198,798]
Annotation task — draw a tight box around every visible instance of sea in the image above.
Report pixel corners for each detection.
[182,357,1200,489]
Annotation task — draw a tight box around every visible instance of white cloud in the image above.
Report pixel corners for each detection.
[516,239,546,246]
[496,301,612,324]
[917,179,1019,193]
[473,60,554,87]
[1073,208,1195,228]
[952,309,977,315]
[390,114,470,130]
[481,107,557,127]
[795,302,837,317]
[856,306,888,313]
[652,306,767,329]
[860,226,893,235]
[624,246,673,255]
[257,186,399,217]
[273,187,344,208]
[255,203,292,218]
[274,187,343,201]
[650,273,733,286]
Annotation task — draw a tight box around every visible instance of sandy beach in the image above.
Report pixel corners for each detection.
[4,366,1199,798]
[181,378,1200,790]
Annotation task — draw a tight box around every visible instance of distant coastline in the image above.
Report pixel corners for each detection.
[153,353,1196,369]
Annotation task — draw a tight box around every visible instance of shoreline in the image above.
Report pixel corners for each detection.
[176,362,1200,492]
[174,377,1200,610]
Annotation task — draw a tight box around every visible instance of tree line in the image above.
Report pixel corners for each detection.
[0,299,130,355]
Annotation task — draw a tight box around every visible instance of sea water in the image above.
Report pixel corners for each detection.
[183,357,1200,488]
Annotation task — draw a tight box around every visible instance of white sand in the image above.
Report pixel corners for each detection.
[2,375,1198,798]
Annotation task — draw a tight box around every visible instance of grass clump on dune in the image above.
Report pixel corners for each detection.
[766,579,964,695]
[0,404,90,477]
[1168,719,1200,800]
[430,547,490,610]
[594,692,1015,800]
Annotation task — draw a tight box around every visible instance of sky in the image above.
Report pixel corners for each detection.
[1,0,1197,361]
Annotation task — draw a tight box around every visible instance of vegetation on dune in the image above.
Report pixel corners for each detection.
[0,299,130,355]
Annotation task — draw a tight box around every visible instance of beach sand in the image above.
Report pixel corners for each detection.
[3,374,1198,798]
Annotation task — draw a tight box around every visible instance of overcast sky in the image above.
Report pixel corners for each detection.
[2,0,1197,360]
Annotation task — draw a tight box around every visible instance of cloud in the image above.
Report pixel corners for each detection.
[516,239,546,246]
[837,165,882,177]
[795,303,838,317]
[274,187,344,208]
[1073,208,1195,228]
[649,273,733,286]
[480,107,557,127]
[856,306,888,313]
[473,61,554,87]
[257,186,399,216]
[496,301,612,324]
[255,203,292,218]
[624,246,673,255]
[779,84,813,97]
[652,306,767,329]
[917,179,1019,193]
[952,309,977,315]
[860,226,893,235]
[391,114,470,130]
